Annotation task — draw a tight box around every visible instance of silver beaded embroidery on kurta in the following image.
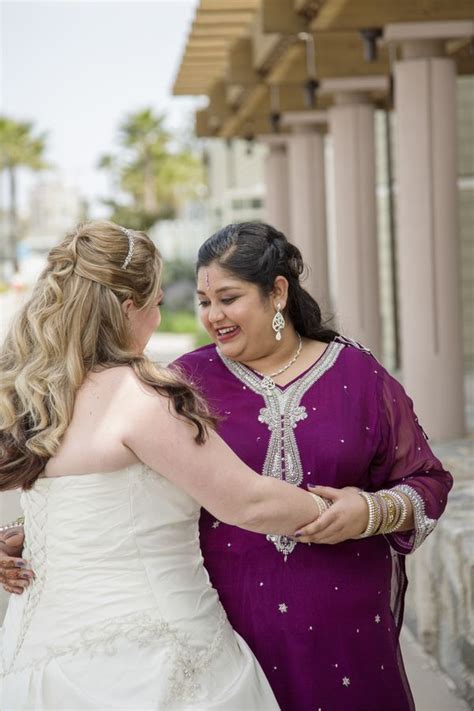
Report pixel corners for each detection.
[217,341,344,559]
[391,484,437,552]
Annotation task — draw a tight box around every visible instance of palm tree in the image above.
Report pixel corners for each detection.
[0,117,48,271]
[98,108,205,230]
[120,109,169,214]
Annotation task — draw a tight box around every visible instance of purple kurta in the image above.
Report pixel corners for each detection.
[174,339,452,711]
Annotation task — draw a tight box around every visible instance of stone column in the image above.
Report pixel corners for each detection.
[259,135,291,236]
[282,111,329,307]
[385,22,466,440]
[324,78,387,356]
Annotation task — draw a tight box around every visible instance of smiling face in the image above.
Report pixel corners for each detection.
[197,261,284,363]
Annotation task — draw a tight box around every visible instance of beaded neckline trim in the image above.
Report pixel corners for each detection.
[217,340,342,395]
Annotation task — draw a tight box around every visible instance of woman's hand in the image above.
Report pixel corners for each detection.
[0,527,33,595]
[295,485,368,544]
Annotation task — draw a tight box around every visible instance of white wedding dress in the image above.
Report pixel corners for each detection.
[0,464,279,710]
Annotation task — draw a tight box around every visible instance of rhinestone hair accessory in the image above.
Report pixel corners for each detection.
[119,226,135,270]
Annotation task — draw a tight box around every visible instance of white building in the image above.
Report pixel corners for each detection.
[150,139,266,265]
[205,138,266,227]
[150,215,212,263]
[24,179,85,253]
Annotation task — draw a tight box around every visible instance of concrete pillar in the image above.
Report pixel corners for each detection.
[324,78,386,355]
[386,23,466,440]
[282,111,329,307]
[260,136,290,235]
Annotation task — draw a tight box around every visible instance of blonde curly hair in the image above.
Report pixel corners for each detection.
[0,221,215,490]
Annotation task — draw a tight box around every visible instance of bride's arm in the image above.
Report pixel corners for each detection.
[122,380,321,535]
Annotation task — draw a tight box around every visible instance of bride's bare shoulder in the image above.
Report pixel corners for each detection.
[82,365,162,403]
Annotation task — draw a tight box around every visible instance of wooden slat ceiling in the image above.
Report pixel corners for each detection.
[173,0,474,135]
[310,0,474,31]
[173,0,261,96]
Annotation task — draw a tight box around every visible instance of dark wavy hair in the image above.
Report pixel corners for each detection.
[196,222,339,343]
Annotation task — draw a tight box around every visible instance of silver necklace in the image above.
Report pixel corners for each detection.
[253,334,303,392]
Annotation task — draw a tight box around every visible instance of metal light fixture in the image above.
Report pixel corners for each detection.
[298,32,319,108]
[244,123,255,155]
[268,84,281,133]
[359,28,383,62]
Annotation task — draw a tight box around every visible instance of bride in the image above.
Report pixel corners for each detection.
[0,221,322,709]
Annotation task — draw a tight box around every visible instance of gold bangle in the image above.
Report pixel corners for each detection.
[357,492,378,538]
[0,516,24,532]
[388,491,408,532]
[309,493,328,517]
[376,490,408,535]
[373,492,387,535]
[379,492,397,528]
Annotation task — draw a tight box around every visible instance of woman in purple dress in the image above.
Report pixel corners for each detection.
[1,222,452,710]
[173,222,452,711]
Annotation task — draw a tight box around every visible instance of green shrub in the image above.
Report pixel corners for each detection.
[158,308,197,334]
[158,308,212,349]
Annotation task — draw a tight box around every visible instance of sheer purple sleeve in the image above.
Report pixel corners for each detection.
[369,367,453,554]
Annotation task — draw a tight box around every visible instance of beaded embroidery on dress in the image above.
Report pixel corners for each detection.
[218,341,344,559]
[0,465,278,710]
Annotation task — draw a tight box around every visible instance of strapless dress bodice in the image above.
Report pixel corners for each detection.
[0,465,278,709]
[21,466,214,626]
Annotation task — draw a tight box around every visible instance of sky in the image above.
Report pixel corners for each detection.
[0,0,203,215]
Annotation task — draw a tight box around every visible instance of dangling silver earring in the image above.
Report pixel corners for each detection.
[272,303,285,341]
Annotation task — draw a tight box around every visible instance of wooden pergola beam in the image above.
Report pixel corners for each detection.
[294,0,319,11]
[191,24,249,38]
[310,0,474,31]
[173,0,473,132]
[208,79,234,119]
[266,32,390,83]
[195,109,213,138]
[183,49,229,57]
[218,81,329,138]
[251,6,285,72]
[226,37,260,84]
[187,38,233,47]
[177,71,226,79]
[174,85,214,95]
[261,0,307,34]
[179,59,227,67]
[199,0,260,11]
[195,10,255,24]
[173,0,261,99]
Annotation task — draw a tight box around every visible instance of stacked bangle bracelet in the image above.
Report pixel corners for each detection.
[0,517,25,533]
[357,490,408,538]
[309,493,332,517]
